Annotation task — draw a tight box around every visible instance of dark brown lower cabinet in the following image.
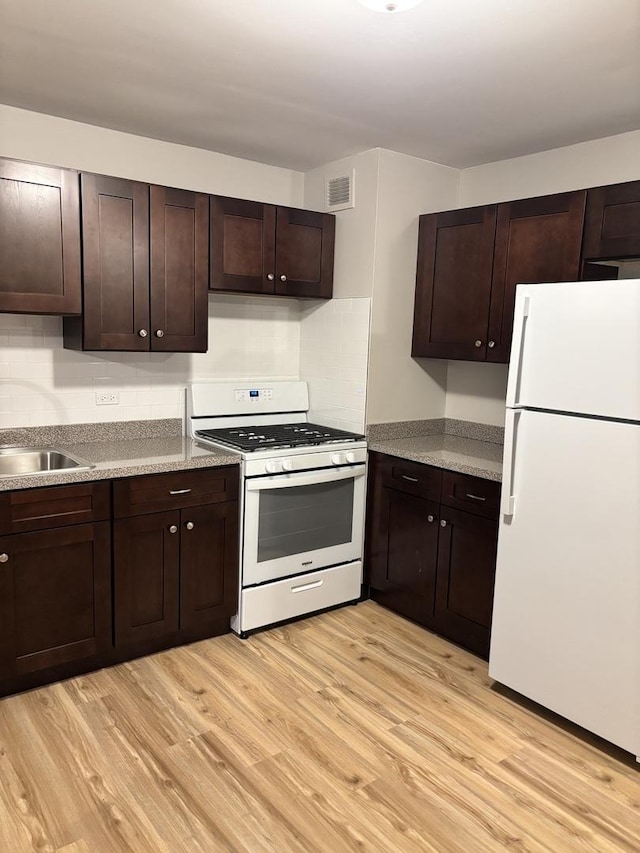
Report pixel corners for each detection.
[114,499,239,648]
[434,507,498,657]
[366,452,500,658]
[0,522,111,681]
[114,510,180,645]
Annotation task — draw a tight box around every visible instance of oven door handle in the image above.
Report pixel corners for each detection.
[246,465,366,491]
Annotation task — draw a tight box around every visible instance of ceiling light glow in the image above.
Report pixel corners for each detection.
[356,0,425,12]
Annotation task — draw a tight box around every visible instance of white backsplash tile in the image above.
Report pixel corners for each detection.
[299,297,371,434]
[0,295,302,429]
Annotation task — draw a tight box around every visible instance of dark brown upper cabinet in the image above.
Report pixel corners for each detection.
[150,186,209,352]
[210,196,335,299]
[487,191,586,363]
[412,190,586,364]
[582,180,640,260]
[411,206,497,362]
[64,175,209,352]
[0,158,81,315]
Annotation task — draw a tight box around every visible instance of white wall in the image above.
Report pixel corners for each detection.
[0,105,304,204]
[446,129,640,427]
[460,129,640,206]
[304,147,460,426]
[303,149,379,299]
[367,149,459,424]
[0,105,308,428]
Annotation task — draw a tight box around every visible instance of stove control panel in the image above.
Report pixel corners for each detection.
[245,445,367,478]
[265,458,288,474]
[331,451,358,465]
[234,388,273,403]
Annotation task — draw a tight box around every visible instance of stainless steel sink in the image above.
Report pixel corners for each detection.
[0,447,94,478]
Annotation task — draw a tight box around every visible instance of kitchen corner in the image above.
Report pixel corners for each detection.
[366,417,503,481]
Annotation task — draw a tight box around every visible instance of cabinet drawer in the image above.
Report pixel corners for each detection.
[382,458,442,501]
[0,481,110,535]
[113,466,239,518]
[441,471,500,519]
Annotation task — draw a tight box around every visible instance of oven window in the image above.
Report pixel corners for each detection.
[257,479,354,563]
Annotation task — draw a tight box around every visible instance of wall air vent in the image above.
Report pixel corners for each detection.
[325,171,355,211]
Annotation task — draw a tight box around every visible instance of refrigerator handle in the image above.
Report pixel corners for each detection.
[505,294,530,407]
[501,409,521,517]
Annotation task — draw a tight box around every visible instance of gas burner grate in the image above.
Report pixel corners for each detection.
[196,422,365,452]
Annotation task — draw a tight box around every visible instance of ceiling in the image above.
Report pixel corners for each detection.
[0,0,639,172]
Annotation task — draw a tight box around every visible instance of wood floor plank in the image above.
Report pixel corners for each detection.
[0,600,638,853]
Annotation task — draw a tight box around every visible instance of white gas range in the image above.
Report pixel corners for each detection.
[187,381,367,636]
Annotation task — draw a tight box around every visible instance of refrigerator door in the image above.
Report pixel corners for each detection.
[507,279,640,420]
[490,408,640,757]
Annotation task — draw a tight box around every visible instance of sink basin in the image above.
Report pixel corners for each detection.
[0,447,94,478]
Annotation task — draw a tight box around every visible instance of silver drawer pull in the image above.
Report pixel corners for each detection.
[465,493,486,502]
[0,553,8,563]
[291,579,323,593]
[169,488,192,495]
[185,521,194,531]
[401,475,419,483]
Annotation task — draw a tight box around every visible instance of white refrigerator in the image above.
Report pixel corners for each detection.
[489,279,640,760]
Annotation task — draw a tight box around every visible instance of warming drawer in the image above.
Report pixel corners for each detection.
[240,560,362,632]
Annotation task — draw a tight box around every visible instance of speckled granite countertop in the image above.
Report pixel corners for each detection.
[0,419,239,492]
[367,418,503,482]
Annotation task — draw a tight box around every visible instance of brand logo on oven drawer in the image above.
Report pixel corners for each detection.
[302,561,313,566]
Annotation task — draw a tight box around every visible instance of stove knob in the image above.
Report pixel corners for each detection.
[331,452,346,465]
[265,460,282,474]
[345,451,357,464]
[282,458,294,471]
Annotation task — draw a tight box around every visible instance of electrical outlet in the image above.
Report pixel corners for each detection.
[95,391,120,406]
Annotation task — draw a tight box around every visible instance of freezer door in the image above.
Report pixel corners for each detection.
[490,409,640,756]
[507,279,640,420]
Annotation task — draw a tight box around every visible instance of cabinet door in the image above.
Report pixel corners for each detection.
[411,206,496,361]
[0,523,111,680]
[274,207,335,299]
[114,511,180,646]
[435,507,498,658]
[370,486,440,627]
[0,159,81,315]
[488,191,586,363]
[210,197,276,294]
[582,180,640,260]
[80,173,150,350]
[150,186,209,352]
[180,502,239,632]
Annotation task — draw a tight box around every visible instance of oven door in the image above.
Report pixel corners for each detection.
[243,464,366,586]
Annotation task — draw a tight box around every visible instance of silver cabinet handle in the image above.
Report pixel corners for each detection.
[155,330,164,338]
[168,525,178,534]
[185,521,194,531]
[0,553,8,563]
[280,274,287,282]
[474,340,482,348]
[138,329,148,338]
[169,488,191,495]
[427,515,435,523]
[267,273,275,281]
[465,493,486,502]
[488,341,495,348]
[440,519,448,528]
[401,475,419,483]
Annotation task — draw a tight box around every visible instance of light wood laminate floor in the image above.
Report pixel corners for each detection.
[0,601,638,852]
